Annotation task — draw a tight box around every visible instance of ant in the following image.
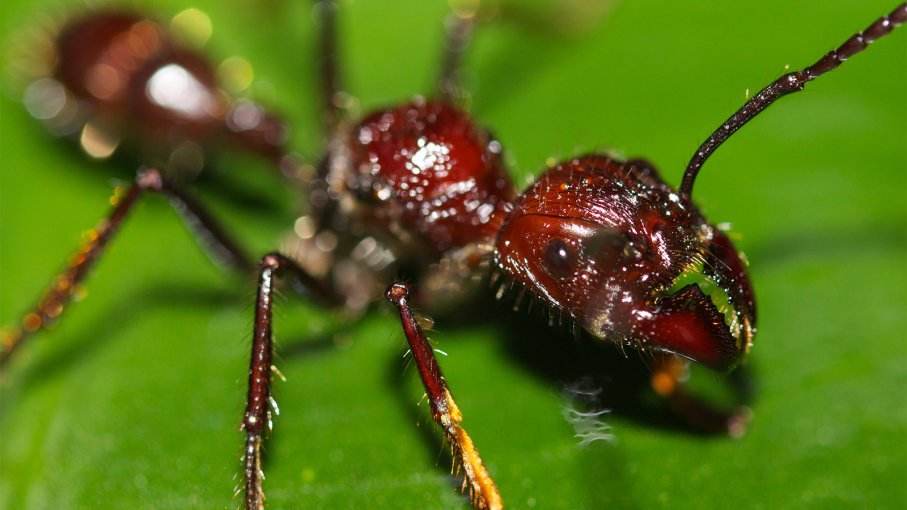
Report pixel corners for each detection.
[1,1,905,509]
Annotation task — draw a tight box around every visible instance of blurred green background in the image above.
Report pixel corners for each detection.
[1,0,905,508]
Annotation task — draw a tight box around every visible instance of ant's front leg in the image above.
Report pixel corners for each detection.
[649,354,752,438]
[386,283,503,510]
[241,252,341,510]
[0,168,252,367]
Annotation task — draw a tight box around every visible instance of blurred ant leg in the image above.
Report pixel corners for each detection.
[309,0,343,229]
[650,354,751,438]
[315,0,343,131]
[162,178,254,272]
[434,1,616,103]
[241,252,342,510]
[0,168,253,367]
[386,282,503,510]
[437,7,477,104]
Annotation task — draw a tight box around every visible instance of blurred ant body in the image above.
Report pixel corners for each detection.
[21,9,293,178]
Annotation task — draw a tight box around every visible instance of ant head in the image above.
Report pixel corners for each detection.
[494,156,755,370]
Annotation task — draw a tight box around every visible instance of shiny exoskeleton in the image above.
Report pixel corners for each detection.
[2,3,905,510]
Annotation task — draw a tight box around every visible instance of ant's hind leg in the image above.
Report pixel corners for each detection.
[650,354,752,438]
[386,282,503,510]
[0,168,253,367]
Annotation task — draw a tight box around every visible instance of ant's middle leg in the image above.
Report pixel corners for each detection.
[0,168,254,367]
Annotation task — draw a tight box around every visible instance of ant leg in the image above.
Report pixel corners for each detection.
[650,354,751,438]
[436,0,618,102]
[437,9,477,104]
[315,0,342,131]
[0,168,252,367]
[241,252,342,510]
[242,253,284,510]
[386,283,503,510]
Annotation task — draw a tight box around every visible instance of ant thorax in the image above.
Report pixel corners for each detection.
[284,99,516,312]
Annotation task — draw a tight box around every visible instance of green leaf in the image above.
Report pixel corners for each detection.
[1,1,904,508]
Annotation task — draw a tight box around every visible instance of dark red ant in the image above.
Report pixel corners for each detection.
[1,2,905,509]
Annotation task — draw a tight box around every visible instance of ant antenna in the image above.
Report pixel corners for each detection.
[680,3,907,199]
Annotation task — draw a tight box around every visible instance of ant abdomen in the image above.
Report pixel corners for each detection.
[23,9,288,172]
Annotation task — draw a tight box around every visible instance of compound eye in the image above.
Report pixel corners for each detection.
[543,238,576,278]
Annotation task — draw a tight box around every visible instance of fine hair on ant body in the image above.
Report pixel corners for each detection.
[1,2,905,509]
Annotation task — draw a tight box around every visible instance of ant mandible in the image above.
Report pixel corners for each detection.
[1,2,905,510]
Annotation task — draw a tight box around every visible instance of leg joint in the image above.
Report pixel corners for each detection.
[385,282,411,305]
[136,167,164,191]
[259,252,284,271]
